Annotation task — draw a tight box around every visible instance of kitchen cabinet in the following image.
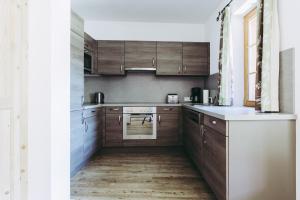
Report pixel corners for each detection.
[125,41,157,70]
[202,126,227,200]
[156,42,182,75]
[70,110,84,176]
[157,106,181,146]
[183,108,203,171]
[104,107,123,147]
[71,11,84,110]
[83,108,102,161]
[84,33,98,74]
[97,41,125,75]
[182,42,210,76]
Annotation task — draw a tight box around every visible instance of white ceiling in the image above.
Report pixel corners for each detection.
[71,0,222,24]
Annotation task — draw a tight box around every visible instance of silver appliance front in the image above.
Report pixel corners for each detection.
[123,107,157,140]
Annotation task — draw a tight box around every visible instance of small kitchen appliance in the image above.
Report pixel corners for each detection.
[167,94,179,104]
[203,90,209,104]
[94,92,104,104]
[191,87,203,103]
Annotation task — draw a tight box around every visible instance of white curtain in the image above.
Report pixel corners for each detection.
[261,0,280,112]
[256,0,280,112]
[218,7,233,106]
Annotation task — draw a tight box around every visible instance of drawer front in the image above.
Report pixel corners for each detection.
[157,106,180,114]
[84,108,98,118]
[204,115,226,136]
[106,106,123,114]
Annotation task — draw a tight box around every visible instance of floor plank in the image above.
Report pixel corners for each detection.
[71,148,216,200]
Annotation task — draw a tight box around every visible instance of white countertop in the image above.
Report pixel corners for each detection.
[183,104,297,121]
[80,103,296,121]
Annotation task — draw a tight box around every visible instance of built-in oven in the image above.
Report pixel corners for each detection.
[123,107,157,140]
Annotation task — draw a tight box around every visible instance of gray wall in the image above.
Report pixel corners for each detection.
[85,72,205,103]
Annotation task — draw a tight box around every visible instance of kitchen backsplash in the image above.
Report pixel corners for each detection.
[84,72,205,103]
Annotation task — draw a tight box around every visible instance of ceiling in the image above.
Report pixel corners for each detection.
[71,0,222,24]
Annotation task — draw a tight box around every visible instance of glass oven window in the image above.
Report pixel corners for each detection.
[127,114,153,136]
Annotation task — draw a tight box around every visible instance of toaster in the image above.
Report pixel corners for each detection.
[167,94,179,104]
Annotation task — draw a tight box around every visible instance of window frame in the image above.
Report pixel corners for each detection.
[244,8,257,107]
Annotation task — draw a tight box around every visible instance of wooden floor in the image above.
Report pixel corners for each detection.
[71,148,216,200]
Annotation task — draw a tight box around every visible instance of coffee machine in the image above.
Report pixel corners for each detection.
[191,87,203,103]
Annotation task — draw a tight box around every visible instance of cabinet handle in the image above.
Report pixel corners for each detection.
[81,112,84,124]
[112,108,119,111]
[152,57,155,66]
[158,115,161,124]
[211,120,217,125]
[118,115,121,124]
[178,66,181,73]
[81,96,84,107]
[120,64,123,72]
[163,108,171,111]
[84,121,88,132]
[184,65,187,73]
[203,140,207,145]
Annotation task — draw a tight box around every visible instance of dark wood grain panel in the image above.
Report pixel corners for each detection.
[183,42,210,76]
[98,41,125,75]
[157,113,180,146]
[157,106,180,114]
[204,115,226,136]
[156,42,182,75]
[105,106,123,114]
[125,41,157,69]
[105,113,123,147]
[202,126,227,200]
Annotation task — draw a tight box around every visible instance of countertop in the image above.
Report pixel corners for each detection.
[81,103,297,121]
[183,104,297,121]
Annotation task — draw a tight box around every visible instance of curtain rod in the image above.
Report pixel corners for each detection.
[216,0,233,21]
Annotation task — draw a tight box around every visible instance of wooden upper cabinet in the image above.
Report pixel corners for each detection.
[156,42,183,75]
[71,11,84,37]
[70,13,84,111]
[125,41,157,69]
[84,33,98,74]
[182,42,210,76]
[97,41,125,75]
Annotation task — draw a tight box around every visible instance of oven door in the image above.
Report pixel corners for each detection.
[123,113,157,140]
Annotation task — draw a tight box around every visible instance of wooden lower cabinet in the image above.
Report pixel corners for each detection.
[202,126,227,200]
[183,109,203,170]
[70,108,103,177]
[157,113,180,146]
[70,110,84,176]
[105,113,123,147]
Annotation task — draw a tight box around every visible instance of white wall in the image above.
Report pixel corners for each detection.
[27,0,70,199]
[85,20,206,41]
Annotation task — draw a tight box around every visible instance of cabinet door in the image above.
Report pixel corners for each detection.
[105,114,123,147]
[157,113,180,146]
[70,110,84,176]
[98,41,125,75]
[84,33,98,74]
[125,41,157,69]
[156,42,182,75]
[83,116,98,160]
[182,42,209,76]
[202,126,227,200]
[183,109,202,170]
[70,30,84,110]
[71,11,84,37]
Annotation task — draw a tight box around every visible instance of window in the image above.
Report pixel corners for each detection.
[244,9,257,107]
